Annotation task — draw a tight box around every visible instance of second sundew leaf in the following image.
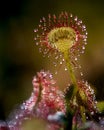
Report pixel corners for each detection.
[32,71,66,120]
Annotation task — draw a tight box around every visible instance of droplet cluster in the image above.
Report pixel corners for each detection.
[32,71,66,119]
[77,80,98,114]
[64,80,98,115]
[6,93,36,129]
[34,12,88,69]
[3,71,65,129]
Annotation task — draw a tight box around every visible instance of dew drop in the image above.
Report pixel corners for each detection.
[86,116,88,119]
[79,20,82,24]
[76,37,78,41]
[74,16,78,21]
[20,105,24,110]
[53,62,57,67]
[39,48,42,52]
[70,13,73,17]
[83,38,87,42]
[15,115,18,119]
[34,29,38,32]
[94,106,97,109]
[82,46,85,50]
[36,42,39,45]
[40,19,42,23]
[101,125,104,128]
[48,53,51,58]
[81,50,84,54]
[34,37,37,41]
[91,90,94,94]
[43,51,47,55]
[79,65,81,69]
[60,61,63,65]
[82,25,86,29]
[86,32,88,35]
[42,17,46,22]
[90,111,94,115]
[95,101,98,104]
[80,72,83,76]
[55,56,59,60]
[65,67,68,71]
[77,20,81,25]
[75,57,77,61]
[49,74,53,79]
[99,117,101,120]
[59,54,63,58]
[61,58,64,62]
[55,71,57,75]
[83,28,86,31]
[83,112,85,115]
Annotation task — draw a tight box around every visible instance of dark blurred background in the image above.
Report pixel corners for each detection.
[0,0,104,122]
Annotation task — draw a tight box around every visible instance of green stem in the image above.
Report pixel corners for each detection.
[64,51,78,96]
[80,106,86,122]
[72,125,77,130]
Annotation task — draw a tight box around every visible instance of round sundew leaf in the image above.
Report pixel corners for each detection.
[34,12,88,68]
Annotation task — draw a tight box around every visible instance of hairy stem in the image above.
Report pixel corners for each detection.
[64,51,78,96]
[34,84,42,109]
[80,106,86,122]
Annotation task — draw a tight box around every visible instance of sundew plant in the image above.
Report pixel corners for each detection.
[0,12,104,130]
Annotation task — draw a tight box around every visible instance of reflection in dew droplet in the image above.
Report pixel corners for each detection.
[59,54,63,58]
[75,57,77,61]
[83,112,85,115]
[55,56,59,60]
[90,111,94,115]
[60,61,63,65]
[82,25,86,29]
[80,72,83,76]
[86,116,88,119]
[65,67,68,71]
[34,29,38,32]
[83,38,87,42]
[79,65,81,69]
[34,37,37,40]
[81,50,84,54]
[39,48,42,52]
[36,42,39,45]
[48,53,51,58]
[101,125,104,128]
[70,13,73,17]
[99,117,101,120]
[62,58,65,62]
[53,62,57,67]
[85,42,87,45]
[82,46,85,50]
[74,16,78,21]
[55,71,57,75]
